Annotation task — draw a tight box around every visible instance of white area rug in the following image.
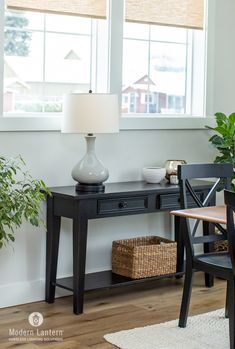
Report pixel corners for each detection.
[104,309,229,349]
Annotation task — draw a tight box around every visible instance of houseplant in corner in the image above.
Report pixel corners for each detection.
[206,112,235,190]
[0,155,49,249]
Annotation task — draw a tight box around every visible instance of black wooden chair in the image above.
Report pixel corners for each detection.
[175,163,233,346]
[224,189,235,349]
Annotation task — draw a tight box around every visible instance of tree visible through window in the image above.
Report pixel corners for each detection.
[4,13,32,56]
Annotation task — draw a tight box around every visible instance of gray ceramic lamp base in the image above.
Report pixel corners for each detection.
[72,135,109,192]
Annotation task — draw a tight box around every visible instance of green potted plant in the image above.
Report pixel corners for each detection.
[0,155,50,248]
[206,112,235,190]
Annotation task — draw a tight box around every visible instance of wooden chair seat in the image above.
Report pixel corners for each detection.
[171,205,227,224]
[194,252,232,277]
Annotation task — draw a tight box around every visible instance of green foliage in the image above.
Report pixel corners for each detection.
[4,14,32,56]
[0,156,50,249]
[206,112,235,190]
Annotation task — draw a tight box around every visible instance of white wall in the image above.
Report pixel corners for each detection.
[0,130,215,307]
[0,0,235,308]
[211,0,235,114]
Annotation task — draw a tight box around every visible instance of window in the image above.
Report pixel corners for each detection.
[2,0,108,116]
[122,0,205,116]
[122,24,188,115]
[0,0,209,131]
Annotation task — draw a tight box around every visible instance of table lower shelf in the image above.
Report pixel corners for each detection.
[54,269,184,292]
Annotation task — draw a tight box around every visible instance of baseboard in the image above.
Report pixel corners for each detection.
[0,279,72,309]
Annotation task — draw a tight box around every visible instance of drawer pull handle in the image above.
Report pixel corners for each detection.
[119,201,128,209]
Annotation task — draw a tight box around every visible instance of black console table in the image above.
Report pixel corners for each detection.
[46,180,213,314]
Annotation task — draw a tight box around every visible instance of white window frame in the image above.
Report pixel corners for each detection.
[109,0,215,130]
[0,0,215,131]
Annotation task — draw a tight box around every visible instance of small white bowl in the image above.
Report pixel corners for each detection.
[143,167,166,184]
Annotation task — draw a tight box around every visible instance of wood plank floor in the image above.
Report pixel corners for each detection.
[0,273,227,349]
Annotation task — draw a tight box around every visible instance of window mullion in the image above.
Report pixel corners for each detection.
[185,30,193,114]
[0,1,5,116]
[108,0,124,107]
[191,29,205,116]
[89,18,93,91]
[42,13,46,113]
[147,25,151,114]
[95,19,108,92]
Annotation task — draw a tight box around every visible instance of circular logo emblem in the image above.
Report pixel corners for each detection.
[28,312,43,327]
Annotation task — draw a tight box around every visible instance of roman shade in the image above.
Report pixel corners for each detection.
[6,0,204,29]
[125,0,204,30]
[6,0,107,19]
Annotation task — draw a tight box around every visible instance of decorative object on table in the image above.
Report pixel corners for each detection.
[205,112,235,191]
[142,167,166,184]
[0,155,50,249]
[112,236,177,279]
[62,91,119,192]
[169,174,178,185]
[164,159,187,184]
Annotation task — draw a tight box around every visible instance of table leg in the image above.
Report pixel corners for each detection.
[73,213,88,315]
[45,196,61,303]
[175,215,184,274]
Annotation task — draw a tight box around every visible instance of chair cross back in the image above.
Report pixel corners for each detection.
[177,168,235,349]
[178,163,233,244]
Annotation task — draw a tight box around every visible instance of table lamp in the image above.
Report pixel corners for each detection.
[62,92,119,192]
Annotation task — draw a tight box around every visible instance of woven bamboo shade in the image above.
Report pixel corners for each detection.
[125,0,204,30]
[6,0,106,19]
[6,0,204,29]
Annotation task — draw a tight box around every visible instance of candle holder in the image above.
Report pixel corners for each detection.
[164,160,186,184]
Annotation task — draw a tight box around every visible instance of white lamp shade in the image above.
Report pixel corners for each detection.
[62,93,119,134]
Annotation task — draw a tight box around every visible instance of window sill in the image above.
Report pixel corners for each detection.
[0,115,61,131]
[120,115,215,130]
[0,114,215,132]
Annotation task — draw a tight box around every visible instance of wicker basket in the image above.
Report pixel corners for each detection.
[214,230,228,252]
[112,236,177,279]
[214,239,228,252]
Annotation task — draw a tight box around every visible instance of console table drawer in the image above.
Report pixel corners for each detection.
[98,196,148,215]
[158,191,204,210]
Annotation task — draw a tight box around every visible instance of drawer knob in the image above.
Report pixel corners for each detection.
[119,201,128,208]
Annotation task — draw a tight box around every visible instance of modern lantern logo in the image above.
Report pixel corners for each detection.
[8,311,64,343]
[28,312,43,327]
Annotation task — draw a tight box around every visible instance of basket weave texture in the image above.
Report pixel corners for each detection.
[214,239,228,252]
[112,236,177,279]
[214,230,228,252]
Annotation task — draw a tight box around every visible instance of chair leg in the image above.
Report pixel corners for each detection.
[226,280,229,318]
[228,277,235,349]
[178,265,194,328]
[205,273,214,288]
